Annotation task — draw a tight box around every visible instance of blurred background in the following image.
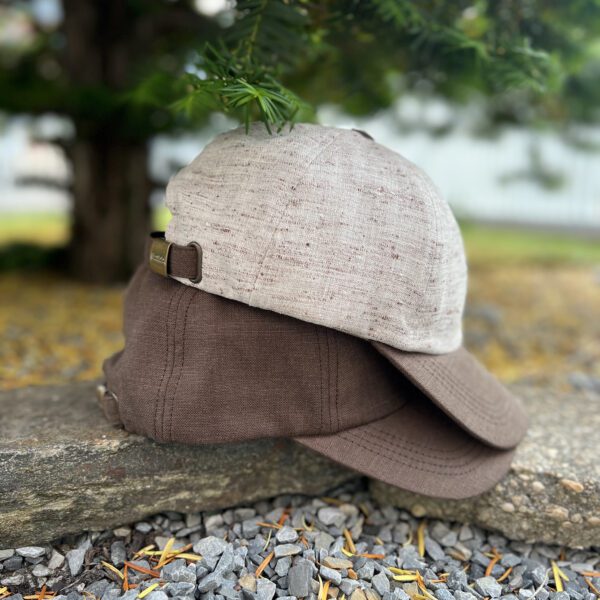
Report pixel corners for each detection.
[1,0,599,393]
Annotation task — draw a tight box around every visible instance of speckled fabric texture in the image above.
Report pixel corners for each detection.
[165,123,467,354]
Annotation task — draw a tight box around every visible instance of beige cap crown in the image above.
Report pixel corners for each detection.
[165,123,467,354]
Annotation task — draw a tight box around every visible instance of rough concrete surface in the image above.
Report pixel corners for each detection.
[1,382,599,549]
[372,385,600,548]
[0,382,355,548]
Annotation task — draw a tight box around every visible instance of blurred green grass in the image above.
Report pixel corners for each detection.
[1,210,600,267]
[460,221,600,267]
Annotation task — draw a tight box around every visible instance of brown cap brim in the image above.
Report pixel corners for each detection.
[371,342,529,450]
[294,392,515,499]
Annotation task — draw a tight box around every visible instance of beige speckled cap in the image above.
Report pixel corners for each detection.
[160,123,528,449]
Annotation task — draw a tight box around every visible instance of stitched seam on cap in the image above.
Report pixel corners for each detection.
[357,432,478,467]
[338,433,487,475]
[248,130,344,303]
[152,283,178,440]
[160,284,186,441]
[368,425,473,454]
[346,431,487,473]
[324,328,332,431]
[414,176,441,319]
[168,288,195,442]
[334,334,340,432]
[417,361,511,425]
[314,326,324,434]
[351,428,478,463]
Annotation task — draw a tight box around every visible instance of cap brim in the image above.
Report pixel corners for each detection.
[294,390,515,499]
[371,342,528,450]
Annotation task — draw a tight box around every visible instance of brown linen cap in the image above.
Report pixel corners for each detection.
[102,263,515,500]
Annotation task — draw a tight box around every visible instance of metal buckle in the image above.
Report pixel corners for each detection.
[96,383,108,404]
[187,241,203,284]
[149,233,172,278]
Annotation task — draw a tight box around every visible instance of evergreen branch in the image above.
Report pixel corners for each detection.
[371,0,556,93]
[170,44,309,132]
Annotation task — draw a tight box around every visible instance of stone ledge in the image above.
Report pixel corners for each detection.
[371,385,600,548]
[0,382,356,548]
[1,382,599,549]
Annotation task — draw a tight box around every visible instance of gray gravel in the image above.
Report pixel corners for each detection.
[0,481,598,600]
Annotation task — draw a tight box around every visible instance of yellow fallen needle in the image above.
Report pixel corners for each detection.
[134,538,202,567]
[137,583,160,599]
[101,561,125,580]
[551,561,570,592]
[390,567,419,582]
[417,521,426,558]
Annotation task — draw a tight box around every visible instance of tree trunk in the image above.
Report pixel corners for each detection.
[69,137,151,282]
[61,0,152,282]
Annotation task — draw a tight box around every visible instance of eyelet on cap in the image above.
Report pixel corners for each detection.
[352,129,374,140]
[187,241,203,284]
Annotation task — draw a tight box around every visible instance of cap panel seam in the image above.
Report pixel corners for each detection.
[368,424,473,454]
[340,431,488,474]
[334,333,340,432]
[414,175,441,316]
[324,327,332,432]
[159,284,187,441]
[313,325,324,435]
[248,131,344,304]
[168,287,196,443]
[152,281,179,440]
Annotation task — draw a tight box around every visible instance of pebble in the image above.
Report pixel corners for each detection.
[110,541,126,567]
[193,536,229,557]
[275,556,292,577]
[0,484,597,600]
[341,578,361,595]
[135,522,153,534]
[424,539,446,562]
[243,518,262,539]
[275,527,299,544]
[500,553,522,568]
[48,550,65,570]
[372,572,390,595]
[320,566,342,586]
[475,576,503,598]
[287,562,312,597]
[16,547,46,559]
[314,531,334,552]
[317,507,346,529]
[455,592,478,600]
[256,578,277,600]
[274,544,302,558]
[85,580,110,597]
[32,564,50,577]
[66,539,91,576]
[3,556,23,571]
[1,574,25,586]
[322,557,353,570]
[434,589,454,600]
[239,574,257,592]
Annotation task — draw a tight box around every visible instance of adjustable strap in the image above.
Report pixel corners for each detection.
[148,232,203,283]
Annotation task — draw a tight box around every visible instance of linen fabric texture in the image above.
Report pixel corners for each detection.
[165,124,467,354]
[103,264,515,499]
